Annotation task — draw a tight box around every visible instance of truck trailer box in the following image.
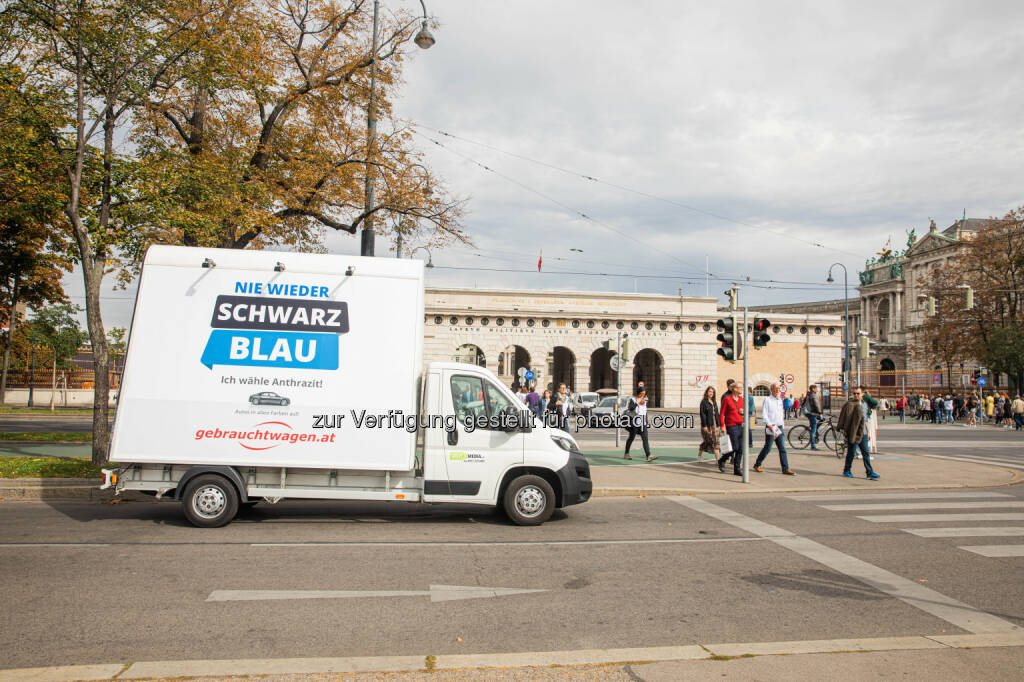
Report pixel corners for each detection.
[110,245,423,471]
[106,245,592,527]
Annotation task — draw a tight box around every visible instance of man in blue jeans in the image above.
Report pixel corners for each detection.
[806,385,823,450]
[753,383,795,475]
[837,386,881,480]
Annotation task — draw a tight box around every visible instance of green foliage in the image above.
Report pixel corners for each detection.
[29,303,86,370]
[982,326,1024,388]
[0,456,103,478]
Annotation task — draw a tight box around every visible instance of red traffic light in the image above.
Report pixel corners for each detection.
[753,318,771,332]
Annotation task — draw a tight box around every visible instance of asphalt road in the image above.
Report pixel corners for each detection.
[1,484,1022,671]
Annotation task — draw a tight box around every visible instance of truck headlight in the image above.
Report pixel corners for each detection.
[550,435,579,454]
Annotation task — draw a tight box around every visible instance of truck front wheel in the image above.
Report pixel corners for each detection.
[182,474,240,528]
[503,475,555,526]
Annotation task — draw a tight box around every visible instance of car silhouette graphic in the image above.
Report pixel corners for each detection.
[249,391,290,406]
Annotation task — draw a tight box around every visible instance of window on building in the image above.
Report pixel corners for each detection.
[645,322,653,330]
[449,316,458,325]
[434,316,442,324]
[688,323,697,331]
[753,385,771,396]
[631,322,638,330]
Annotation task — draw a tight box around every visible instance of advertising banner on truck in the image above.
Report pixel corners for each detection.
[109,246,424,471]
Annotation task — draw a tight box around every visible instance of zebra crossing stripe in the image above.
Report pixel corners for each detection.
[789,492,1011,502]
[822,502,1024,512]
[904,527,1024,538]
[858,513,1024,523]
[958,545,1024,558]
[921,453,1024,470]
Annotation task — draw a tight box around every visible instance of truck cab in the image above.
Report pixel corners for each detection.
[420,362,592,524]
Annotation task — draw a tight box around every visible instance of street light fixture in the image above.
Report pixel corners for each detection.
[410,246,434,268]
[361,0,436,258]
[827,262,850,395]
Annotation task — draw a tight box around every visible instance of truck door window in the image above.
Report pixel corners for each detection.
[484,381,515,417]
[451,376,486,422]
[450,375,517,430]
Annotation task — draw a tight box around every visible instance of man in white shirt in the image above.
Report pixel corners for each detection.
[753,383,795,475]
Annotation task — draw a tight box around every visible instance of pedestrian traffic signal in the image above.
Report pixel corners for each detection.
[716,317,738,362]
[621,338,631,362]
[752,317,771,348]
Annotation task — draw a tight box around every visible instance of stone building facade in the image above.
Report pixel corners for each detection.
[423,288,844,409]
[857,217,998,372]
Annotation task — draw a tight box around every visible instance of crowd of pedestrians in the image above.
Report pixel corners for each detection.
[906,390,1024,430]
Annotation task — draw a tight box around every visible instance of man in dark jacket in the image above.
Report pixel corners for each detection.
[806,385,823,450]
[837,386,880,480]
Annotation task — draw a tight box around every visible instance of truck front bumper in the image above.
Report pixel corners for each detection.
[556,451,593,507]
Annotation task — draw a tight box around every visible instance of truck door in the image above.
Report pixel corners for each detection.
[422,370,524,503]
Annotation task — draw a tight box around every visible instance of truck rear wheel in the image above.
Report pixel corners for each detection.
[182,474,239,528]
[503,475,555,526]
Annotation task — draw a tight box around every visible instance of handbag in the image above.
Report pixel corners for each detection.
[719,431,733,454]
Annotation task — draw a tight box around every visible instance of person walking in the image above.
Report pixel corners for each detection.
[783,394,792,419]
[837,386,881,479]
[525,385,541,419]
[753,383,795,475]
[539,389,551,419]
[697,386,720,463]
[896,395,906,423]
[965,394,978,427]
[943,394,954,424]
[985,393,994,423]
[879,398,888,421]
[805,384,823,450]
[546,383,571,433]
[623,388,657,461]
[718,380,744,476]
[1012,395,1024,431]
[863,388,880,454]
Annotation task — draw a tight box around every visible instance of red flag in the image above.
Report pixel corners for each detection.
[537,249,542,272]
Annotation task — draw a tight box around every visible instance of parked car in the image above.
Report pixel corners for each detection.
[571,392,600,416]
[249,391,290,406]
[589,396,631,426]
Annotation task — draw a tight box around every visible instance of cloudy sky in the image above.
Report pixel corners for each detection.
[71,0,1024,328]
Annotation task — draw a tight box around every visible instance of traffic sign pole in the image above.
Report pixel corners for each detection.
[615,331,622,449]
[742,306,749,484]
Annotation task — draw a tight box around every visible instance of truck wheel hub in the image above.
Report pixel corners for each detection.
[515,486,545,517]
[194,486,226,517]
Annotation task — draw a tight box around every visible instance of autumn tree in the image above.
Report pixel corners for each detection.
[913,206,1024,388]
[0,64,71,403]
[135,0,465,255]
[3,0,236,462]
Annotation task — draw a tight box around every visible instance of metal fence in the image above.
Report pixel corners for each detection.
[1,369,122,390]
[823,369,1017,399]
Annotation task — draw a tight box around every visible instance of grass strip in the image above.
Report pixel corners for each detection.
[0,408,95,415]
[0,432,92,442]
[0,456,104,478]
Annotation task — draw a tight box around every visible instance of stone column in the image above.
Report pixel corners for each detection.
[893,291,902,334]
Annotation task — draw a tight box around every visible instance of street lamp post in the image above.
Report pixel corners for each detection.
[361,0,436,257]
[409,246,434,268]
[827,263,850,395]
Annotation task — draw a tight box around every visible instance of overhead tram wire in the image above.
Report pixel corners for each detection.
[415,125,866,259]
[418,133,713,279]
[432,265,843,292]
[434,244,848,288]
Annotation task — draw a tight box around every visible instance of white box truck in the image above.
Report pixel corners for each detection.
[102,245,592,526]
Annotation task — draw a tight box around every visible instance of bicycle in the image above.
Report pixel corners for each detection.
[786,414,844,457]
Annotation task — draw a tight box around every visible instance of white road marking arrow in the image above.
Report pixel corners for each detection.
[206,585,545,603]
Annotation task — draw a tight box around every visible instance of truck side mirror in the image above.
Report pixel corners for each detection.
[501,406,521,433]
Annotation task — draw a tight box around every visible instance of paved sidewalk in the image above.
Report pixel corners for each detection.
[587,448,1022,495]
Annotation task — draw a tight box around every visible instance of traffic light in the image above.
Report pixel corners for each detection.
[752,317,771,348]
[621,337,631,362]
[964,286,974,310]
[716,316,738,362]
[726,288,738,311]
[858,335,870,361]
[926,296,936,317]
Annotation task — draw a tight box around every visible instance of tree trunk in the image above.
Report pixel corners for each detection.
[82,259,110,465]
[0,275,19,404]
[50,355,56,412]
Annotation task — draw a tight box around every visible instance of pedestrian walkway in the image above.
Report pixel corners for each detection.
[588,450,1022,496]
[788,491,1024,558]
